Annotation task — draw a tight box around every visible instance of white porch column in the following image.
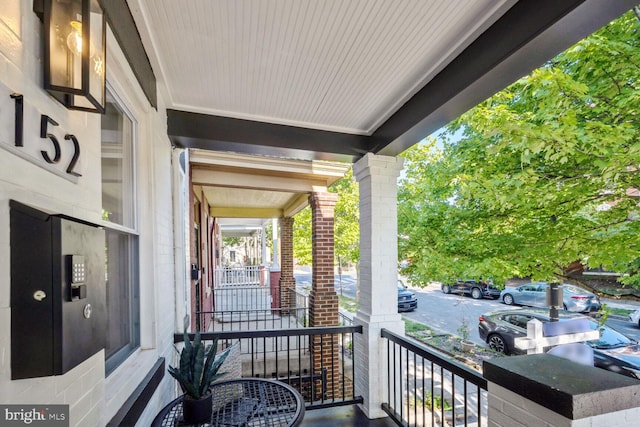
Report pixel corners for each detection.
[271,218,280,269]
[353,153,405,419]
[261,226,267,264]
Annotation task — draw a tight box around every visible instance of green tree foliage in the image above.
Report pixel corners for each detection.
[293,169,360,267]
[332,169,360,266]
[398,11,640,288]
[293,205,312,266]
[223,237,242,247]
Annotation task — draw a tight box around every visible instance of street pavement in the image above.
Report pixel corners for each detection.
[293,271,640,346]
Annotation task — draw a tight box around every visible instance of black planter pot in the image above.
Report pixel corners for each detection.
[182,393,212,424]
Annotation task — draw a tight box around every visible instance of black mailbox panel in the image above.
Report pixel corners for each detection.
[10,201,106,379]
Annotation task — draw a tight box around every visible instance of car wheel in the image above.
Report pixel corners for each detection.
[503,294,514,305]
[488,334,508,354]
[471,287,482,299]
[442,285,451,294]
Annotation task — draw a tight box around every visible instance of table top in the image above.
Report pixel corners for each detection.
[152,378,305,426]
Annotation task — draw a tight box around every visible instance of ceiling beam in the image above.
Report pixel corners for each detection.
[192,168,328,193]
[283,194,311,218]
[190,150,349,179]
[210,207,282,218]
[168,110,369,162]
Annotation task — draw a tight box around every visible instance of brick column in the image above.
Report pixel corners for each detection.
[309,192,339,326]
[308,192,340,399]
[353,153,405,418]
[279,216,296,312]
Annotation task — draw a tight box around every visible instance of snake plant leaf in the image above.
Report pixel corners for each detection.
[179,330,192,383]
[169,330,233,399]
[167,366,197,397]
[191,342,205,397]
[200,338,219,395]
[199,340,231,395]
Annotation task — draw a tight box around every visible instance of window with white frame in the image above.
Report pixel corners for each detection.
[101,88,140,374]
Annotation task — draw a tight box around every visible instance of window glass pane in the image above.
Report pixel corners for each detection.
[101,87,139,374]
[101,92,134,228]
[104,229,139,373]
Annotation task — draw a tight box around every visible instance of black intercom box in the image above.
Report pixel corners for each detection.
[10,201,106,379]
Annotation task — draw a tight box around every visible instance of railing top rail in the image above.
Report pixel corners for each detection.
[176,325,363,343]
[381,327,487,388]
[197,307,307,315]
[218,265,262,270]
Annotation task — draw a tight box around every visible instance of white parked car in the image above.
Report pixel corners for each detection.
[629,309,640,328]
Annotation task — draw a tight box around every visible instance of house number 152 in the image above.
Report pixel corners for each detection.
[10,93,82,177]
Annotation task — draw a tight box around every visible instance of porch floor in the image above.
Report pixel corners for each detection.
[302,405,397,426]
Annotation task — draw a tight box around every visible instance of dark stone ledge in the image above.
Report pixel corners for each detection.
[483,354,640,420]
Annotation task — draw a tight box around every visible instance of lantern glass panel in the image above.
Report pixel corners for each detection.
[88,0,105,107]
[48,0,82,90]
[45,0,105,113]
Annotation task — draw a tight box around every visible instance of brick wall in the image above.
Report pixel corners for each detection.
[279,216,296,311]
[308,192,339,327]
[308,192,341,398]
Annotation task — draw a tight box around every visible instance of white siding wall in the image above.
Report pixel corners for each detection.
[0,3,177,426]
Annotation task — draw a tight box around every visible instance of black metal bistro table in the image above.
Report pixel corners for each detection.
[152,378,305,426]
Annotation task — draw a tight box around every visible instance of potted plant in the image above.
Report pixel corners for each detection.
[457,317,474,353]
[168,330,231,424]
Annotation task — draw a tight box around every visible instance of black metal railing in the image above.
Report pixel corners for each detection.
[175,325,363,410]
[381,329,488,427]
[290,287,310,327]
[338,310,354,326]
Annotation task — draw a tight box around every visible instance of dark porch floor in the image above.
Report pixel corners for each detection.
[302,405,397,426]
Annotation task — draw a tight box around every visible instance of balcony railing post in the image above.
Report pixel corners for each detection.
[353,316,404,419]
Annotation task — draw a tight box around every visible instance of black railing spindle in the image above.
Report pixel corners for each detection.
[380,328,487,427]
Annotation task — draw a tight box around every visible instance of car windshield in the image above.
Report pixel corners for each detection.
[587,321,634,349]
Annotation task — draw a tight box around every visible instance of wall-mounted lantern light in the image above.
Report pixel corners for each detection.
[34,0,106,113]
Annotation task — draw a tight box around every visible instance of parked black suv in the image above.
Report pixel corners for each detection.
[398,280,418,312]
[441,279,501,300]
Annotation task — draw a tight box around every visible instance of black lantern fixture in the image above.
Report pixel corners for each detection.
[34,0,106,113]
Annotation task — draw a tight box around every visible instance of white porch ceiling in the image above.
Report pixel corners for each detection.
[129,0,515,136]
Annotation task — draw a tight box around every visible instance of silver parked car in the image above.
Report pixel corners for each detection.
[499,282,601,313]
